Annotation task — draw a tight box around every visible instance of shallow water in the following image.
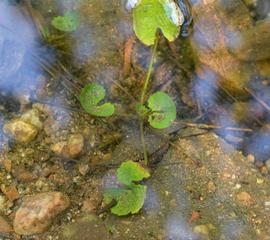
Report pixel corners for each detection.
[1,0,270,239]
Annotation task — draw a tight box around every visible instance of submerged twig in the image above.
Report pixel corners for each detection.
[123,36,135,76]
[244,87,270,113]
[178,122,253,132]
[111,79,137,103]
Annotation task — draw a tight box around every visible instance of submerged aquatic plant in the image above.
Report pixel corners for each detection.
[51,10,79,32]
[147,91,176,129]
[79,83,115,117]
[101,0,184,216]
[132,0,184,45]
[136,92,176,129]
[132,0,181,164]
[104,160,150,216]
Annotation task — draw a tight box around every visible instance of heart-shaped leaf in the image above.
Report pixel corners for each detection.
[117,160,150,186]
[103,160,150,216]
[132,0,184,45]
[104,184,147,216]
[80,83,115,117]
[51,10,79,32]
[147,91,176,129]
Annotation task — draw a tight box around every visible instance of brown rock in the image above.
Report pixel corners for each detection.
[0,184,20,202]
[51,134,84,159]
[266,159,270,171]
[81,196,102,213]
[3,119,38,144]
[65,134,84,158]
[260,166,268,175]
[51,141,67,155]
[0,154,12,172]
[236,191,253,206]
[0,215,12,233]
[20,109,43,130]
[13,192,70,235]
[247,154,255,163]
[44,117,61,136]
[207,181,216,192]
[189,211,200,223]
[78,164,89,176]
[13,166,38,183]
[32,103,53,116]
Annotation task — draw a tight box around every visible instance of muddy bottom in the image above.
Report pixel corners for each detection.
[1,0,270,240]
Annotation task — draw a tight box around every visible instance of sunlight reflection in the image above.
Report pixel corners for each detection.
[165,215,199,240]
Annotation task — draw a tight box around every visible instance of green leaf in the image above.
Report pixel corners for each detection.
[51,10,79,32]
[104,184,147,216]
[133,0,184,45]
[80,83,115,117]
[117,160,150,186]
[103,160,150,216]
[147,91,176,129]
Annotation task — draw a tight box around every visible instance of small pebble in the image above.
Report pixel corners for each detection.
[207,181,216,192]
[3,119,38,144]
[247,154,255,163]
[20,109,43,129]
[0,184,20,202]
[13,167,38,183]
[78,164,89,176]
[65,134,84,158]
[51,141,67,155]
[51,134,84,159]
[256,178,264,184]
[236,191,253,206]
[189,210,200,223]
[265,159,270,171]
[81,194,102,213]
[260,166,268,175]
[193,224,210,235]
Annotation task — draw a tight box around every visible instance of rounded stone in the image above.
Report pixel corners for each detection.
[13,192,70,235]
[3,119,38,144]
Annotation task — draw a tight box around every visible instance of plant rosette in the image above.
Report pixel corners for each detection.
[136,92,176,129]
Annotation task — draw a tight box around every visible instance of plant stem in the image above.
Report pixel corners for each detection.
[140,121,148,165]
[139,36,158,165]
[140,36,158,104]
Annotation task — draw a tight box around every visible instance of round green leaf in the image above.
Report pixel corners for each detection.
[133,0,184,45]
[147,91,176,129]
[104,185,147,216]
[103,160,150,216]
[79,83,115,117]
[117,160,150,186]
[51,10,79,32]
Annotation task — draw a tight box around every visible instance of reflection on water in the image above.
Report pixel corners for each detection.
[191,0,270,160]
[0,0,55,109]
[1,0,270,239]
[166,215,199,240]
